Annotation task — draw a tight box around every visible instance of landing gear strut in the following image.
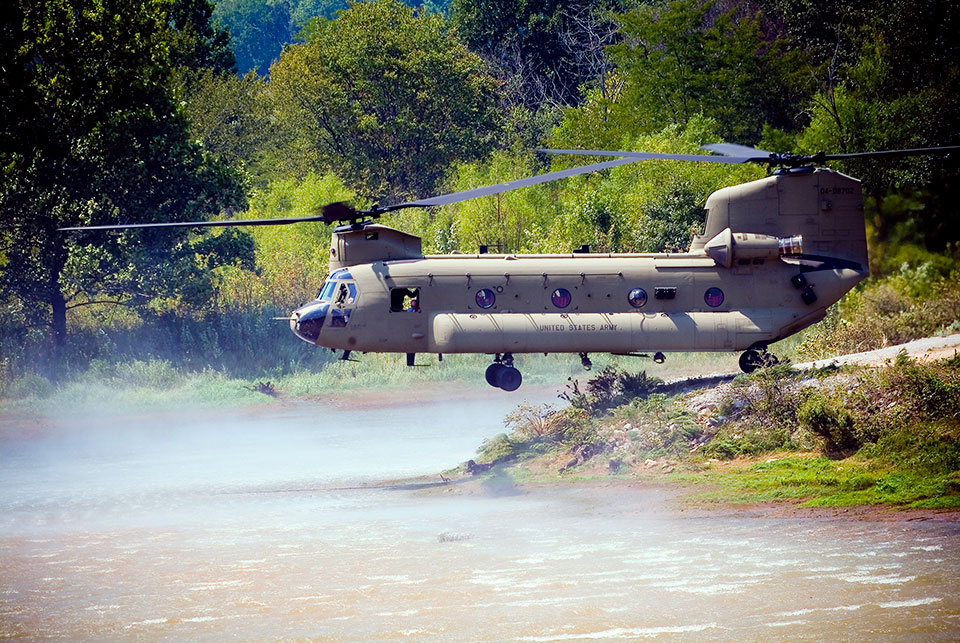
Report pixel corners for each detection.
[485,353,523,391]
[738,346,779,374]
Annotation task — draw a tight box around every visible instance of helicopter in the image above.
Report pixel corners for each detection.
[62,143,960,391]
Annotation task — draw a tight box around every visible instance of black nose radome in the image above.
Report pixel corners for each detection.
[291,303,328,343]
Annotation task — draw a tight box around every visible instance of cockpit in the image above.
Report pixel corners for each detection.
[290,269,359,344]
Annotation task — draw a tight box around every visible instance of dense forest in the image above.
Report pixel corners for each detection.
[2,0,959,388]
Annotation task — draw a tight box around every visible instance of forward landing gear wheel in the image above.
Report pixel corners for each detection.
[497,366,523,392]
[485,363,506,387]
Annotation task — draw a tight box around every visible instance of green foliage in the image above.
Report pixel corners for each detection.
[213,0,294,75]
[477,433,519,462]
[213,0,452,76]
[168,0,236,73]
[220,173,355,307]
[112,359,183,390]
[795,1,960,252]
[608,0,808,143]
[796,254,960,360]
[440,150,557,253]
[269,0,503,201]
[0,0,249,375]
[504,403,573,442]
[450,0,623,109]
[560,366,663,415]
[706,353,960,470]
[547,118,764,253]
[177,68,279,187]
[797,391,857,455]
[705,364,808,458]
[687,445,960,509]
[3,374,56,400]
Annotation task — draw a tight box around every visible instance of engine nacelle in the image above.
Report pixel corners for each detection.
[703,228,802,268]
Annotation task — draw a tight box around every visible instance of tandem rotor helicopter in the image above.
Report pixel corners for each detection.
[63,143,959,391]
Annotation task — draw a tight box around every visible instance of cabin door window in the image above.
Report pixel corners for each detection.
[391,288,421,312]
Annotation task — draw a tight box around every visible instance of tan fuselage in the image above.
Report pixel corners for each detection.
[309,253,862,355]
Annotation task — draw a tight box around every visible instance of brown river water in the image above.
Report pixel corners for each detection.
[2,396,959,641]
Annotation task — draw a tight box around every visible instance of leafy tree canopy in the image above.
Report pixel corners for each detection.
[268,0,503,202]
[608,0,808,144]
[450,0,627,109]
[213,0,452,76]
[793,0,960,257]
[0,0,251,369]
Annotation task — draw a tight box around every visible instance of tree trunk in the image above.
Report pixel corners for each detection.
[46,246,69,379]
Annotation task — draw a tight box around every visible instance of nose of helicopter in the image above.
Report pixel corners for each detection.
[290,302,328,344]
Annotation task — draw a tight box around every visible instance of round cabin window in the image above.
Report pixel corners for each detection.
[704,287,725,308]
[628,287,647,308]
[551,288,572,309]
[475,288,496,309]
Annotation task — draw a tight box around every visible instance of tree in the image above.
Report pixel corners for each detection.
[0,0,250,371]
[168,0,236,74]
[451,0,625,110]
[795,0,960,260]
[608,0,808,144]
[213,0,293,76]
[178,69,280,187]
[269,0,503,202]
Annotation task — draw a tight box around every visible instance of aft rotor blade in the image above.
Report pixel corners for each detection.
[819,146,960,161]
[386,156,646,211]
[59,213,330,232]
[537,148,766,164]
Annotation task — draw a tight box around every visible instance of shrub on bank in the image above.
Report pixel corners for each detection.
[795,255,960,360]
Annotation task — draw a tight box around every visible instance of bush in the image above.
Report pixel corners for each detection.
[560,366,663,415]
[795,253,960,360]
[113,359,182,390]
[798,391,858,455]
[477,433,518,461]
[4,373,55,399]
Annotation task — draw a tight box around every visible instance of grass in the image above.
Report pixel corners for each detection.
[674,454,960,509]
[1,349,741,414]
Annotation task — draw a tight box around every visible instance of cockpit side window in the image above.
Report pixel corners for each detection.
[335,282,358,306]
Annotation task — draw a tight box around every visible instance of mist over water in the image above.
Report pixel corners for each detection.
[2,393,959,640]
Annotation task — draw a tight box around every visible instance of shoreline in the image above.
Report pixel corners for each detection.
[411,473,960,523]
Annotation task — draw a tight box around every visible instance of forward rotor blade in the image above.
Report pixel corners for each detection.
[59,213,330,232]
[701,143,773,157]
[59,201,358,232]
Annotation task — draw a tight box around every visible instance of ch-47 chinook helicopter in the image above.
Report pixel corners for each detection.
[63,143,959,391]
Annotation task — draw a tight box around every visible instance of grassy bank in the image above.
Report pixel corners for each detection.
[461,353,960,510]
[0,345,743,415]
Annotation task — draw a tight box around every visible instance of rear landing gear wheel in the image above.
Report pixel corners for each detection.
[496,366,523,392]
[739,349,764,374]
[485,354,523,391]
[739,349,779,373]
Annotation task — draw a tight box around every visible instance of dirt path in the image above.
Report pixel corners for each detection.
[795,332,960,369]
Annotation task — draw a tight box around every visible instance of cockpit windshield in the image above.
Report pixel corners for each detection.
[316,269,355,301]
[316,280,337,301]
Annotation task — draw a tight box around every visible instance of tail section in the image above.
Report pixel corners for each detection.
[692,168,869,272]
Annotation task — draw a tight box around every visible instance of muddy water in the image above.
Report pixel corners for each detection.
[2,396,959,641]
